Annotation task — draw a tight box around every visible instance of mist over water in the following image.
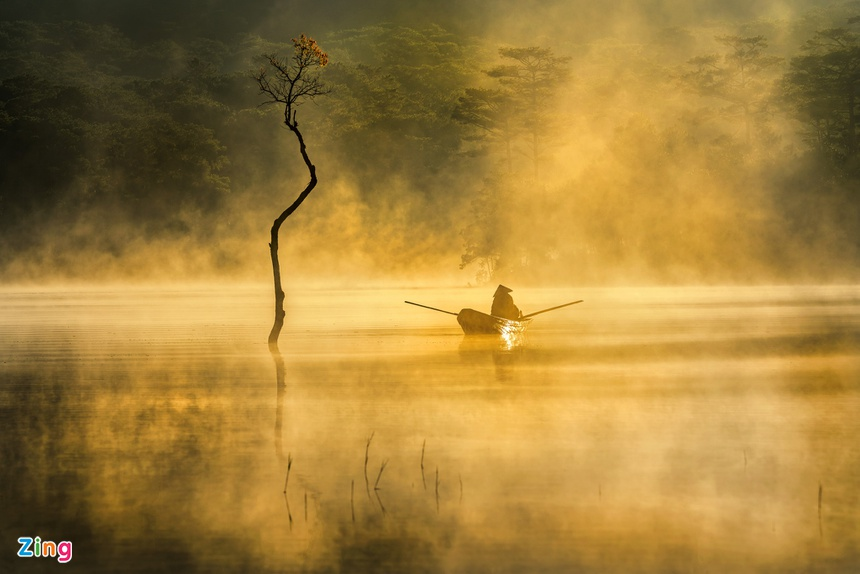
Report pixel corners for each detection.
[1,285,858,572]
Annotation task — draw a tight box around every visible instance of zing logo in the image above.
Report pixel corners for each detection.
[17,537,73,563]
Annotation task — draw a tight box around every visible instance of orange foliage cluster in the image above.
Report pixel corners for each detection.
[292,34,329,67]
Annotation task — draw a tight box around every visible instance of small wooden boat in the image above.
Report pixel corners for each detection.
[405,299,582,336]
[456,308,531,336]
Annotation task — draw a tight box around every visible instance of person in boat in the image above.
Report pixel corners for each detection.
[491,285,522,320]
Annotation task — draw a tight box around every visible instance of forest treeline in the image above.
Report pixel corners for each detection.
[1,4,859,284]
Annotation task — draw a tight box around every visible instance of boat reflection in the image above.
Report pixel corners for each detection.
[458,332,527,381]
[458,331,527,352]
[497,323,527,350]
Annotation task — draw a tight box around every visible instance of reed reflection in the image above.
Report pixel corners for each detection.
[313,448,460,574]
[268,352,464,572]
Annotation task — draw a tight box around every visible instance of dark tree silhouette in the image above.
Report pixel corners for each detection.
[453,87,516,171]
[782,18,860,168]
[684,35,782,147]
[452,46,570,284]
[454,46,570,182]
[486,47,571,182]
[254,35,330,350]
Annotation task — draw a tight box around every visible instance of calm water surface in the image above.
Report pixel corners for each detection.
[1,285,858,573]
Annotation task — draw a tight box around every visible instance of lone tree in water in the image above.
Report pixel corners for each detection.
[254,35,330,350]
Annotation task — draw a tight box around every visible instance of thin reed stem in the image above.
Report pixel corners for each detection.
[459,473,463,504]
[283,453,293,493]
[351,479,355,523]
[818,482,823,539]
[421,439,427,491]
[284,492,292,530]
[435,466,440,513]
[364,432,374,497]
[375,459,389,490]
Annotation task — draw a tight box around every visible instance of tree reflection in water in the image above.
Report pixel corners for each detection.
[272,347,287,464]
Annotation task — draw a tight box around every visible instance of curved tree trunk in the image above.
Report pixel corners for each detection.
[268,112,318,351]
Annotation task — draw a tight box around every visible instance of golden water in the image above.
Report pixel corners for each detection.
[1,285,858,572]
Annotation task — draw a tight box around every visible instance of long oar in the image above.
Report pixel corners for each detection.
[521,300,583,319]
[404,301,459,316]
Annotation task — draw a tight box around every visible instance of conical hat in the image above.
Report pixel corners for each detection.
[494,284,513,295]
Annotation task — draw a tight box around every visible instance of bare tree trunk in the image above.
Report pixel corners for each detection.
[267,111,318,351]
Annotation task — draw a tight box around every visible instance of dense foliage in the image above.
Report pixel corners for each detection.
[0,7,858,284]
